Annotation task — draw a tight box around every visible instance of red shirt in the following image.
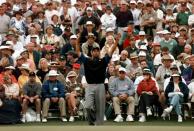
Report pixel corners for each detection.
[137,78,159,96]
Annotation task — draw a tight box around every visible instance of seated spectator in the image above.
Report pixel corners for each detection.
[0,66,17,84]
[163,73,189,122]
[3,75,19,100]
[36,58,49,83]
[101,35,119,58]
[137,68,160,122]
[66,71,83,122]
[109,67,135,122]
[21,72,42,123]
[126,53,142,81]
[18,64,41,92]
[44,61,66,86]
[42,70,67,122]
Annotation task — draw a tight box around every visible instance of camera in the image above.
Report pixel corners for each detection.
[164,73,171,79]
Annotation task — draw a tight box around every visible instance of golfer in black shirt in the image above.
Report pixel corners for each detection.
[76,34,120,125]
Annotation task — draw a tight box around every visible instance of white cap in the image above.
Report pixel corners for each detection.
[130,0,137,4]
[120,0,128,5]
[86,7,93,11]
[137,0,143,3]
[138,51,146,57]
[111,54,120,62]
[5,66,15,70]
[86,21,93,25]
[156,30,164,34]
[70,35,77,39]
[48,70,59,76]
[139,31,146,36]
[119,67,126,73]
[171,74,180,77]
[106,27,114,33]
[5,41,13,46]
[139,45,147,50]
[19,64,30,71]
[162,30,171,35]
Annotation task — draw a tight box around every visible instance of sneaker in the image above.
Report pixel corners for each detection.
[147,108,152,116]
[36,114,41,122]
[69,116,75,122]
[126,115,134,122]
[42,118,47,123]
[104,115,107,121]
[114,115,123,122]
[21,115,26,123]
[178,115,182,122]
[164,106,173,114]
[161,112,170,120]
[61,117,67,122]
[139,115,146,122]
[184,110,189,117]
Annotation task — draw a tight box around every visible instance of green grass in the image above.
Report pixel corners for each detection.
[2,117,194,127]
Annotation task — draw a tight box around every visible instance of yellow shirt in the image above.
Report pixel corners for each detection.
[18,75,42,94]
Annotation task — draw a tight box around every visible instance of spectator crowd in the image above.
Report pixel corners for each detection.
[1,0,194,125]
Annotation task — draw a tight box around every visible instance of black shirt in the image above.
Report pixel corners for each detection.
[78,15,101,30]
[36,69,49,83]
[115,10,133,27]
[79,53,111,84]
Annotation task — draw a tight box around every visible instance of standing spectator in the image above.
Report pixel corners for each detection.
[45,2,60,24]
[140,3,157,37]
[51,15,63,36]
[109,67,135,122]
[129,0,141,31]
[33,11,49,36]
[159,30,177,53]
[42,70,67,122]
[81,33,99,57]
[21,72,42,123]
[9,11,26,35]
[115,0,133,46]
[100,5,116,36]
[176,2,191,25]
[61,35,77,56]
[79,21,99,44]
[75,33,120,125]
[0,5,10,38]
[78,7,101,33]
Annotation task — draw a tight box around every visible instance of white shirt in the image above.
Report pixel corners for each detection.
[156,9,164,20]
[164,77,186,92]
[100,13,117,30]
[130,8,141,26]
[45,9,60,24]
[188,82,194,98]
[25,35,41,46]
[12,41,24,61]
[188,14,194,26]
[153,53,175,66]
